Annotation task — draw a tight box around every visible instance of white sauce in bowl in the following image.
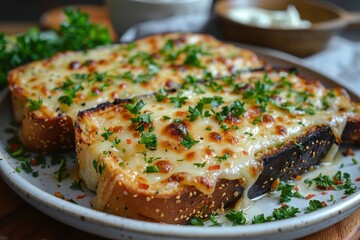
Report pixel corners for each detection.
[228,5,311,29]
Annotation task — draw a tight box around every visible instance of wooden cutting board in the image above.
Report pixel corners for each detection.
[0,176,358,239]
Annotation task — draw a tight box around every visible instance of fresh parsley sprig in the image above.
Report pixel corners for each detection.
[0,7,111,89]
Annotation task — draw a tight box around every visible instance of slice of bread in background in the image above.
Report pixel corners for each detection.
[8,33,265,153]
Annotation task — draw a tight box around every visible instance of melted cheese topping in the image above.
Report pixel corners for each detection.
[12,33,264,121]
[77,70,355,202]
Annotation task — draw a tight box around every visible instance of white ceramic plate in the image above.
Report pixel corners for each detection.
[0,46,359,240]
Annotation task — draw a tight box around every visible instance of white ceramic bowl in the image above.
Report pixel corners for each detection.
[106,0,213,36]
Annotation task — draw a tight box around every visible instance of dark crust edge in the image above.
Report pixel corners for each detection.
[248,125,336,199]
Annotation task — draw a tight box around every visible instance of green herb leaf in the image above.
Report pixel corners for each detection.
[194,162,206,168]
[145,165,159,173]
[251,213,273,224]
[215,153,230,162]
[170,91,188,108]
[54,159,69,182]
[190,215,204,226]
[180,132,199,149]
[272,205,300,220]
[140,132,157,150]
[27,98,43,111]
[70,180,84,192]
[101,128,113,140]
[225,210,247,226]
[306,199,326,213]
[155,88,168,102]
[209,213,222,226]
[125,99,145,115]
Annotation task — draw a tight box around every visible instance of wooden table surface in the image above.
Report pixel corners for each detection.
[0,21,359,240]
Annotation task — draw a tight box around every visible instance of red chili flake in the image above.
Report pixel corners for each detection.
[31,159,38,166]
[333,179,343,185]
[293,185,299,191]
[126,139,133,144]
[207,165,220,171]
[281,203,287,207]
[306,193,316,199]
[341,195,348,199]
[242,151,249,155]
[355,178,360,182]
[138,182,149,190]
[10,143,20,152]
[321,191,328,195]
[321,201,328,207]
[76,194,87,200]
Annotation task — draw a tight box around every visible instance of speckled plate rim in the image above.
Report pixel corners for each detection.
[0,45,359,240]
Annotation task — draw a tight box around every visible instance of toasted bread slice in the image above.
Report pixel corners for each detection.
[75,69,359,224]
[8,33,265,153]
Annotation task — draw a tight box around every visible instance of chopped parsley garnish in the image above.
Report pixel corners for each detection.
[180,132,199,149]
[352,158,358,165]
[155,88,168,102]
[209,213,222,226]
[306,199,327,213]
[70,180,84,192]
[272,204,300,220]
[243,80,272,113]
[140,132,157,150]
[170,91,188,108]
[56,77,83,106]
[131,114,152,132]
[54,159,69,182]
[187,96,224,121]
[190,215,204,226]
[308,171,357,196]
[111,138,121,147]
[220,124,229,131]
[215,153,230,162]
[125,99,145,115]
[145,165,159,173]
[313,173,339,190]
[321,90,335,110]
[225,210,247,226]
[194,162,206,168]
[27,98,43,111]
[304,178,313,187]
[182,75,204,94]
[162,115,171,120]
[92,160,105,174]
[19,157,38,177]
[214,100,245,123]
[205,81,223,92]
[101,128,113,140]
[277,181,305,203]
[251,214,273,224]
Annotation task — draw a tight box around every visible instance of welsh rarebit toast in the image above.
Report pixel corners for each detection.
[75,69,359,224]
[8,33,265,153]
